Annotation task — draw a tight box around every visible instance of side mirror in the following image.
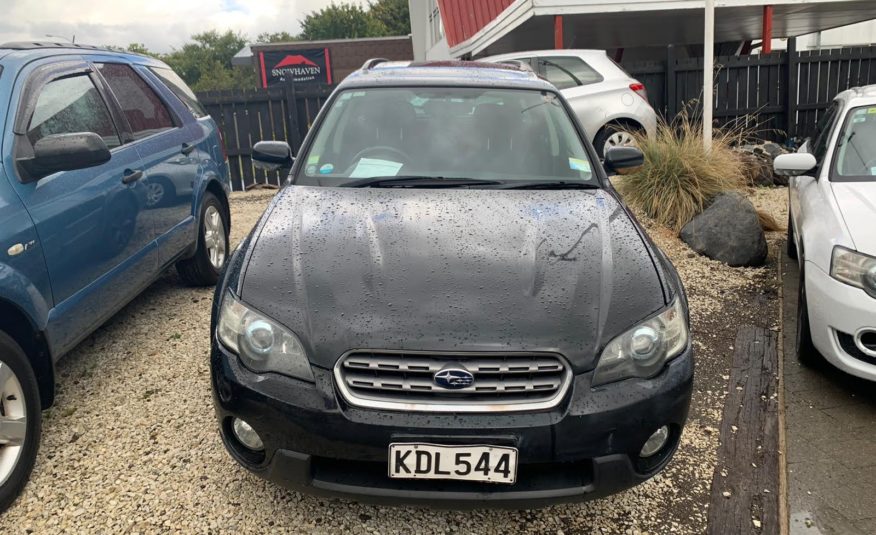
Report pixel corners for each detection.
[774,153,817,177]
[252,141,294,172]
[603,146,644,174]
[19,132,111,181]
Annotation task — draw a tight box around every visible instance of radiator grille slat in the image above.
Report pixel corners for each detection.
[335,351,571,412]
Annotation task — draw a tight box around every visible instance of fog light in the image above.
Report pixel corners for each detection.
[640,425,669,458]
[231,418,264,451]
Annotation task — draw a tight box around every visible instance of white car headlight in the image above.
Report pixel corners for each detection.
[217,291,314,382]
[592,297,689,387]
[831,246,876,298]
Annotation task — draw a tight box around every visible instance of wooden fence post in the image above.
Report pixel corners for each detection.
[786,37,798,139]
[666,45,677,120]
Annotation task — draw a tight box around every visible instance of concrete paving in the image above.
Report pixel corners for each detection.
[782,254,876,534]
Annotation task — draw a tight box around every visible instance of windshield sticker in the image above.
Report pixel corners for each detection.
[569,158,591,172]
[319,163,334,174]
[350,158,404,178]
[305,165,317,175]
[307,154,321,165]
[868,107,876,114]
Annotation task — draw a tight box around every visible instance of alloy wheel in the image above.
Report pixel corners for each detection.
[0,360,27,487]
[203,205,227,270]
[603,130,638,155]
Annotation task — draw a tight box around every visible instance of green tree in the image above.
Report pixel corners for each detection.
[162,30,253,91]
[299,3,387,40]
[256,31,298,43]
[368,0,410,36]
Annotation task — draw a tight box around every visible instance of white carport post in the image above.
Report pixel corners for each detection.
[703,0,715,150]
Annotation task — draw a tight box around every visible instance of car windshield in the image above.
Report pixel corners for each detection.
[295,87,596,186]
[834,105,876,181]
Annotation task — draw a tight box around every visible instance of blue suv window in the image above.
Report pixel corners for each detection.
[96,63,174,140]
[150,66,207,118]
[28,74,121,148]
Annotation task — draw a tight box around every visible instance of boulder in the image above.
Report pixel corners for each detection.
[734,141,789,187]
[680,192,768,267]
[738,152,775,187]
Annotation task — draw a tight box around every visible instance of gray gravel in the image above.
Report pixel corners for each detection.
[0,188,787,534]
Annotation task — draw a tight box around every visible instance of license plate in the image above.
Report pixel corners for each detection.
[388,443,518,484]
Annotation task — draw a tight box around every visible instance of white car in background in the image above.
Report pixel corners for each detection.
[483,49,657,157]
[777,85,876,381]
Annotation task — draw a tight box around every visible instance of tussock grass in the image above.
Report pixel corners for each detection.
[757,209,784,232]
[615,114,748,233]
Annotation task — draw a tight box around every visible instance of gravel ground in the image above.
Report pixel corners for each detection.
[0,187,788,534]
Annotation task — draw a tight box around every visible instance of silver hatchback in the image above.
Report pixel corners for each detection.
[483,49,657,157]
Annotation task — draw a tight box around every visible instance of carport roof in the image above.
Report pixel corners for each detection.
[454,0,876,57]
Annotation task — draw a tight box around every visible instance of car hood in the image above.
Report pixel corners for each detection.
[832,181,876,253]
[240,185,666,372]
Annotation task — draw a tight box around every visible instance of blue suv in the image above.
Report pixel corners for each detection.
[0,42,231,510]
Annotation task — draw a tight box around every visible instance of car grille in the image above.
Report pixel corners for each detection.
[334,350,572,413]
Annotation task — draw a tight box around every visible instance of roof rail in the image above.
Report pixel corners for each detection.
[0,41,111,52]
[361,58,390,70]
[493,60,534,73]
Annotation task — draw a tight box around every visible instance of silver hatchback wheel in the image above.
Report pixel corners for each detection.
[0,360,27,487]
[203,205,227,270]
[603,130,638,155]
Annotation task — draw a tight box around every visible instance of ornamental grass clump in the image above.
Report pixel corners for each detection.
[615,115,748,233]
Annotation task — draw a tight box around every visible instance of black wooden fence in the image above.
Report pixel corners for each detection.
[625,44,876,141]
[198,84,333,191]
[199,44,876,191]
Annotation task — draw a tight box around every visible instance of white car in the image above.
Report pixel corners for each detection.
[777,85,876,380]
[482,49,657,157]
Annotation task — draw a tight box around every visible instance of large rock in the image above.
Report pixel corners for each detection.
[680,192,768,267]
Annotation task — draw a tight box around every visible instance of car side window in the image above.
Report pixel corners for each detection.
[811,102,840,162]
[149,66,207,118]
[96,63,175,140]
[537,57,603,90]
[27,74,121,149]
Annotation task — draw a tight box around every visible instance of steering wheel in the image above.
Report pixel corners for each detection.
[351,145,410,165]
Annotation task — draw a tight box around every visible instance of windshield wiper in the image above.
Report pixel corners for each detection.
[341,175,502,188]
[495,180,600,190]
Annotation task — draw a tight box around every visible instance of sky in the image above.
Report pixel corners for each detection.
[0,0,342,52]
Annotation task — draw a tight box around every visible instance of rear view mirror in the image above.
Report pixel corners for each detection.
[19,132,111,181]
[253,141,294,172]
[603,146,644,174]
[774,153,817,177]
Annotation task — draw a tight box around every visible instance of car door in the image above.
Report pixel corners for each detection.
[94,61,199,267]
[5,60,156,356]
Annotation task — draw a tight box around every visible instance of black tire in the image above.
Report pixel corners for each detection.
[176,192,229,287]
[796,267,822,367]
[787,212,798,260]
[0,331,41,512]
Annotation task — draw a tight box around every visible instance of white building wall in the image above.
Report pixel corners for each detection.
[408,0,451,60]
[795,20,876,50]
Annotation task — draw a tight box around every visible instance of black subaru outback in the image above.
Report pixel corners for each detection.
[210,59,693,507]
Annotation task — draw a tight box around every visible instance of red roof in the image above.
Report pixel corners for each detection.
[437,0,515,48]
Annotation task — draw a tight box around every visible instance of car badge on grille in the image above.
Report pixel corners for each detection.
[433,366,474,389]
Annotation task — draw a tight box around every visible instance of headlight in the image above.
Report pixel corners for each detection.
[217,291,314,382]
[592,297,689,386]
[831,246,876,298]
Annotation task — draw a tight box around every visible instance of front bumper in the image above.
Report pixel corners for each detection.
[805,261,876,380]
[211,343,694,508]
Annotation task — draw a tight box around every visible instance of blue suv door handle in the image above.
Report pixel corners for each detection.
[121,169,144,184]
